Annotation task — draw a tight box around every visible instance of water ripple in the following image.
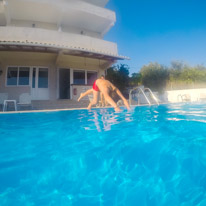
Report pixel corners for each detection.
[0,103,206,205]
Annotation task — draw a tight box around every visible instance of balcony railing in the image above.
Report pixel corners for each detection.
[1,0,115,35]
[0,26,118,55]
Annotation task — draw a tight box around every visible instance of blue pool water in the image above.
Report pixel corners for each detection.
[0,103,206,206]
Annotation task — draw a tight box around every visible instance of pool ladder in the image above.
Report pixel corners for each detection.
[129,87,159,106]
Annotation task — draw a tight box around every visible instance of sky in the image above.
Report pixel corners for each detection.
[105,0,206,74]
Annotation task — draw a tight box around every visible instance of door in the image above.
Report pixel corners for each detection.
[59,68,70,99]
[31,67,49,100]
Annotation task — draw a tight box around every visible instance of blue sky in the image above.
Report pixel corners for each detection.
[105,0,206,74]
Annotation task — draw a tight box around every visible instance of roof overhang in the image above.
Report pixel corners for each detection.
[0,41,129,61]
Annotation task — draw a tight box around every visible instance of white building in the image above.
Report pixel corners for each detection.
[0,0,127,109]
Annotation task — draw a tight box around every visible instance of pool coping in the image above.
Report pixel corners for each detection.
[0,103,168,114]
[0,107,90,114]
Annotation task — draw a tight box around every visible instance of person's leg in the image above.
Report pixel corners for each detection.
[101,89,120,111]
[100,92,104,107]
[95,79,120,111]
[78,89,93,102]
[87,90,99,109]
[115,88,130,110]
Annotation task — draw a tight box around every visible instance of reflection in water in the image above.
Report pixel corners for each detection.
[83,109,134,132]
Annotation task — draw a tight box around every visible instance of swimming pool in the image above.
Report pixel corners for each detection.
[0,103,206,206]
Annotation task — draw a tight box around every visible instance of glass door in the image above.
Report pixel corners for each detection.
[59,68,70,99]
[31,67,49,100]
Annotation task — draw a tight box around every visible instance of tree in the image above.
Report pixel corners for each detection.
[168,62,206,89]
[140,62,169,92]
[106,64,130,92]
[129,72,142,86]
[170,60,185,70]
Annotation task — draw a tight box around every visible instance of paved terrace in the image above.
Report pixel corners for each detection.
[0,100,90,112]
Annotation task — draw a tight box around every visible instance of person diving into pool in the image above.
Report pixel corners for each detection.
[78,76,130,112]
[77,75,105,106]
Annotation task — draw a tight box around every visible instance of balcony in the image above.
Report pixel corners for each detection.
[1,0,115,36]
[81,0,109,7]
[0,26,120,57]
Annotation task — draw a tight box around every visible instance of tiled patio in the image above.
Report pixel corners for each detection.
[0,100,90,112]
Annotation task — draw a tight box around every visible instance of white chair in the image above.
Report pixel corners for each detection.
[17,93,32,110]
[3,100,17,112]
[0,93,8,111]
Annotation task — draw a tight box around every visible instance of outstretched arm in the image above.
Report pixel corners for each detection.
[115,88,130,110]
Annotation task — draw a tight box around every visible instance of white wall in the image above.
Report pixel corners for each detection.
[0,51,109,101]
[160,88,206,103]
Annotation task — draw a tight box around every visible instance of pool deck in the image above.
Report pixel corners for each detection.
[0,99,89,114]
[0,99,116,114]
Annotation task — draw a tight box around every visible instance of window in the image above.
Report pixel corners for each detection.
[73,70,85,84]
[7,67,30,86]
[87,71,97,85]
[7,67,18,85]
[38,68,48,88]
[19,67,30,85]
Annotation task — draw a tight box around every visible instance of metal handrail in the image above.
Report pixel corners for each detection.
[129,87,159,106]
[177,94,183,102]
[144,88,159,105]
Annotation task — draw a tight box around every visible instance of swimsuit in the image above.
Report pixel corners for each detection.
[93,80,99,91]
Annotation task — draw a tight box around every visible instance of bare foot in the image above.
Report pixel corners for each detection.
[78,93,83,102]
[114,106,121,112]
